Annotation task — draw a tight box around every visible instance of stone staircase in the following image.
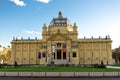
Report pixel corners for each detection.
[54,60,68,64]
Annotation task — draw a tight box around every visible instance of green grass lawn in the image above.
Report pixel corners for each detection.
[0,66,120,72]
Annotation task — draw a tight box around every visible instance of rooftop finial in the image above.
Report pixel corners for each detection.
[43,23,46,27]
[74,22,76,26]
[58,11,63,18]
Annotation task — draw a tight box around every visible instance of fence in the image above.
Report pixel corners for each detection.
[0,72,120,77]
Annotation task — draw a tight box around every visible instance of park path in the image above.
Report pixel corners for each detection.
[107,66,120,69]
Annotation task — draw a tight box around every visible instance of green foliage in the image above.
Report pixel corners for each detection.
[93,61,106,68]
[112,47,120,63]
[0,66,119,72]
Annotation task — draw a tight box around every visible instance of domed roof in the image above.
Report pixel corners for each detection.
[49,11,71,26]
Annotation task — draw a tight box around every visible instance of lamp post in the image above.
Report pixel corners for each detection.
[46,50,50,65]
[50,43,55,67]
[68,48,71,63]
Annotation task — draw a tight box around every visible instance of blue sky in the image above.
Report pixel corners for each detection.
[0,0,120,49]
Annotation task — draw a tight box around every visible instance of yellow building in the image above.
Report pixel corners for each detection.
[9,11,114,65]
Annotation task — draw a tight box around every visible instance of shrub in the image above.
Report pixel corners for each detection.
[93,64,99,68]
[93,63,106,68]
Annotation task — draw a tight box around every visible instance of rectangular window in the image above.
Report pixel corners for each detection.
[42,53,46,58]
[57,43,61,47]
[72,52,77,57]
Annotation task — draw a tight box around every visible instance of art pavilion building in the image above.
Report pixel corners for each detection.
[9,11,114,65]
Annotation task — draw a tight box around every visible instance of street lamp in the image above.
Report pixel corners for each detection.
[68,48,71,63]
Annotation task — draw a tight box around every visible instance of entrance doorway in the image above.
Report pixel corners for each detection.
[63,52,66,59]
[57,49,61,59]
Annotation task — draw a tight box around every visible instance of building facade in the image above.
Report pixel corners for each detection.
[9,11,114,65]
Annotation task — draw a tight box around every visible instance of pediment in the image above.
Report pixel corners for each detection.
[47,33,71,41]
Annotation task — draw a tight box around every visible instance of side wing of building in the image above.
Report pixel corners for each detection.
[9,38,47,65]
[78,37,114,65]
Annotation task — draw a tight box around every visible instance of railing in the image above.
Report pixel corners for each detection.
[0,72,120,77]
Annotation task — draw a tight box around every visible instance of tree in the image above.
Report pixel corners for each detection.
[0,47,11,64]
[112,46,120,64]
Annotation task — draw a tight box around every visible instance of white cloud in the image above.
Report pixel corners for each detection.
[24,30,41,35]
[10,0,26,6]
[37,0,52,3]
[23,30,42,39]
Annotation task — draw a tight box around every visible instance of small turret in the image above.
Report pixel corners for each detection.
[43,23,47,28]
[42,23,47,33]
[73,22,78,32]
[42,23,47,41]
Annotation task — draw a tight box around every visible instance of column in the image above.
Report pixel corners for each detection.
[55,49,57,60]
[61,49,63,60]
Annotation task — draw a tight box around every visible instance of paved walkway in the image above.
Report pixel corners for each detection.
[0,72,120,77]
[107,66,120,69]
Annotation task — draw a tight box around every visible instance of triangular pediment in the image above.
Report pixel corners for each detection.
[47,33,71,41]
